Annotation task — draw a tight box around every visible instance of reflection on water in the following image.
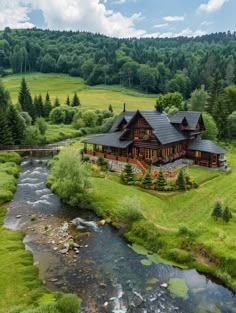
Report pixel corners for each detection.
[5,158,236,313]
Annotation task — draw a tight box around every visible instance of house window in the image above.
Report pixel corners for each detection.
[195,151,201,158]
[133,129,140,139]
[162,147,173,157]
[145,149,152,160]
[137,118,145,126]
[145,129,152,136]
[175,144,182,153]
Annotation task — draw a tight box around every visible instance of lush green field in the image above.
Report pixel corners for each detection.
[45,124,82,143]
[87,144,236,289]
[2,73,156,112]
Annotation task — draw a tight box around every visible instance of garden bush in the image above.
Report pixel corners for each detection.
[169,248,192,263]
[57,294,80,313]
[114,196,143,223]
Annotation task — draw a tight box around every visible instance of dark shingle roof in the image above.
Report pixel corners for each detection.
[169,111,201,129]
[110,111,136,132]
[83,131,132,148]
[188,139,227,154]
[139,111,186,145]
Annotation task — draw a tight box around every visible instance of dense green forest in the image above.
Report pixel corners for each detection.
[0,28,236,96]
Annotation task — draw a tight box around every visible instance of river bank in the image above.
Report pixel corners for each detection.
[5,154,236,313]
[0,152,80,313]
[47,145,236,297]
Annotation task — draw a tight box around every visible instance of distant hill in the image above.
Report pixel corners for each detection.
[0,28,236,96]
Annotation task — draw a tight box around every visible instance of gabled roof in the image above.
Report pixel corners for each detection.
[169,111,202,129]
[83,131,132,149]
[125,110,186,145]
[188,139,227,154]
[110,111,136,133]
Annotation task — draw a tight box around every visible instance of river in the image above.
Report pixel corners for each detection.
[4,157,236,313]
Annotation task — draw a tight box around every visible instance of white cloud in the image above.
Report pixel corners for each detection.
[0,0,34,29]
[16,0,147,38]
[198,0,228,13]
[159,28,207,38]
[200,21,214,26]
[163,16,185,22]
[113,0,126,4]
[154,23,168,28]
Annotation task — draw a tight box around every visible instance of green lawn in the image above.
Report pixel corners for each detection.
[89,145,236,287]
[2,73,156,112]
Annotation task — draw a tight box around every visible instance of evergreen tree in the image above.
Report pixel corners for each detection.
[44,92,52,118]
[0,108,13,145]
[223,206,232,223]
[54,97,60,107]
[34,94,44,117]
[176,170,186,191]
[72,92,80,107]
[18,78,36,122]
[7,105,26,144]
[156,170,167,191]
[65,96,70,106]
[108,104,113,113]
[211,201,222,220]
[141,171,153,189]
[206,71,223,117]
[0,81,11,110]
[121,163,135,185]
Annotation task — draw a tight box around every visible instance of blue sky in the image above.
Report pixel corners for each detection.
[0,0,235,38]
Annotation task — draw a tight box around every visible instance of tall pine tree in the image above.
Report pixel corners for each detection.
[54,97,60,107]
[44,92,52,118]
[0,108,13,145]
[65,96,70,106]
[176,170,186,191]
[7,105,26,144]
[206,71,223,117]
[72,92,80,107]
[18,78,36,122]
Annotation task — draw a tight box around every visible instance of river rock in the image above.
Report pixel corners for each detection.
[103,301,109,308]
[16,215,22,218]
[160,283,168,288]
[97,219,106,226]
[60,248,69,254]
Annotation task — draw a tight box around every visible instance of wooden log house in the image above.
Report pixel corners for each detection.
[83,108,227,170]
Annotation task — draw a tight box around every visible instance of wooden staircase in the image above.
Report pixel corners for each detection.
[135,160,149,173]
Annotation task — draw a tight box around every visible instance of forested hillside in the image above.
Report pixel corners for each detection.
[0,28,236,96]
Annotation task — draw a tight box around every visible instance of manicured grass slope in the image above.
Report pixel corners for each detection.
[90,145,236,262]
[2,73,156,112]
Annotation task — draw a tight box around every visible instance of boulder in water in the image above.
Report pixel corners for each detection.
[16,215,22,219]
[160,283,168,288]
[97,219,106,226]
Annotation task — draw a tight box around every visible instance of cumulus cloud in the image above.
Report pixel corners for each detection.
[163,16,185,22]
[0,0,34,29]
[159,28,207,38]
[0,0,147,38]
[198,0,228,13]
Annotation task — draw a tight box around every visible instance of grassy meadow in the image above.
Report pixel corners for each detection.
[2,73,156,113]
[87,143,236,289]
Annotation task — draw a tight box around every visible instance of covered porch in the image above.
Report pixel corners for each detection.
[187,139,227,168]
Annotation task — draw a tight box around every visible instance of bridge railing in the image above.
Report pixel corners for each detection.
[0,145,60,151]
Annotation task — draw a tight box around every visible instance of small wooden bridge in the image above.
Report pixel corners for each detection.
[0,145,62,153]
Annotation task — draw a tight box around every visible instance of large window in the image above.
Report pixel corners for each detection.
[145,149,152,160]
[195,151,202,158]
[133,129,140,139]
[162,147,173,157]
